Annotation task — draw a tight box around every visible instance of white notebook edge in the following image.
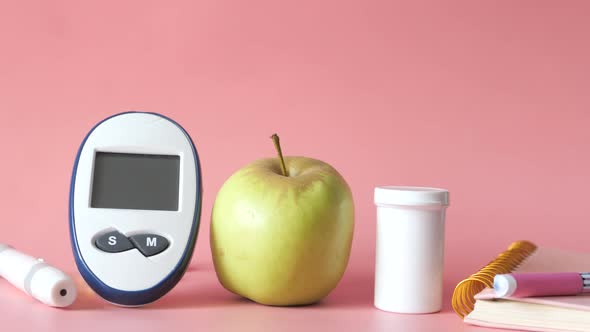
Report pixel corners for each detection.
[473,288,590,312]
[464,315,571,332]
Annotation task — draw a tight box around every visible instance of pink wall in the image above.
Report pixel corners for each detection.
[1,0,589,301]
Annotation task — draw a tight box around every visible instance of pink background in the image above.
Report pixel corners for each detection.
[1,1,589,331]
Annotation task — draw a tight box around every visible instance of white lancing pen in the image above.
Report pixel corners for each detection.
[0,243,77,307]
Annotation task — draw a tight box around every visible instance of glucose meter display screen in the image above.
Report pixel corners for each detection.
[91,152,180,211]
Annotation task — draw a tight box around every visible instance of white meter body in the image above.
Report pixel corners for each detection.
[69,112,201,306]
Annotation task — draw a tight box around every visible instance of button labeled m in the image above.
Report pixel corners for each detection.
[146,237,157,247]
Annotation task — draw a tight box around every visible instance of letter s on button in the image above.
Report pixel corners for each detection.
[95,230,135,253]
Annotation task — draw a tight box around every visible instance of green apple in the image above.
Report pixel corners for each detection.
[210,134,354,306]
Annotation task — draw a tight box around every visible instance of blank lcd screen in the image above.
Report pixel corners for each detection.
[91,152,180,211]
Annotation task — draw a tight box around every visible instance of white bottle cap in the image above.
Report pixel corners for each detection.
[374,186,449,207]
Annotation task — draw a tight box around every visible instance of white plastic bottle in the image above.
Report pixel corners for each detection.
[373,186,449,314]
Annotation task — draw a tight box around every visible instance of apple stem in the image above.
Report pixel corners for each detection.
[271,133,288,176]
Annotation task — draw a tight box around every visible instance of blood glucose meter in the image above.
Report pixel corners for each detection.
[69,112,202,306]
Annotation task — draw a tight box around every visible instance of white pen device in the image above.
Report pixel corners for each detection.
[0,243,77,307]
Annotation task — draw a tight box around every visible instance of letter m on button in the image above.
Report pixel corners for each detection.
[146,237,157,247]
